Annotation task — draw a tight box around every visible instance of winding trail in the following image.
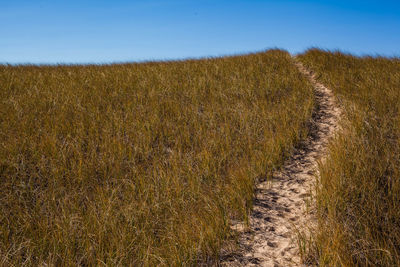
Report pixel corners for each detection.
[220,58,341,266]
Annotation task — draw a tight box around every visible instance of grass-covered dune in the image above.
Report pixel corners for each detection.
[0,50,314,266]
[299,49,400,266]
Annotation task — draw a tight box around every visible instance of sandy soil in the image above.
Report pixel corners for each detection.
[220,58,341,266]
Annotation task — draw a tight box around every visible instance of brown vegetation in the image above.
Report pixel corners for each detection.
[299,49,400,266]
[0,50,314,266]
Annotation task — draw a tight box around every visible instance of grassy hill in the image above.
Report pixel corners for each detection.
[0,50,314,266]
[299,49,400,266]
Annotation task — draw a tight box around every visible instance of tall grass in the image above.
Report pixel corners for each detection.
[0,50,314,266]
[299,49,400,266]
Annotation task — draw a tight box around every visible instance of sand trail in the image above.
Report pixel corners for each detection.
[220,58,341,266]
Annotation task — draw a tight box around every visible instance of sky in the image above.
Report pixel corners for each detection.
[0,0,399,64]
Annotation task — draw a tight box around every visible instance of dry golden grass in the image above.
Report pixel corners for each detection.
[0,50,314,266]
[299,49,400,266]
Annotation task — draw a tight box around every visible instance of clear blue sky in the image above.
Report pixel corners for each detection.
[1,0,399,64]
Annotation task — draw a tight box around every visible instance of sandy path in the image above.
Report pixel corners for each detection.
[220,58,341,266]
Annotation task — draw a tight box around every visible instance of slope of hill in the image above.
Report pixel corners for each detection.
[299,49,400,266]
[0,50,314,266]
